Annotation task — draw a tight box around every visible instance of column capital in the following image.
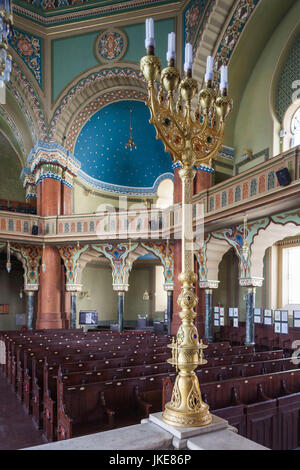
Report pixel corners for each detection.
[164,283,174,292]
[239,277,263,287]
[28,141,81,188]
[66,283,83,293]
[113,284,129,292]
[199,280,219,289]
[20,168,37,200]
[24,284,39,292]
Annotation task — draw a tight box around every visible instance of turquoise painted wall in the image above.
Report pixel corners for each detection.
[122,18,175,66]
[52,31,99,102]
[52,17,175,102]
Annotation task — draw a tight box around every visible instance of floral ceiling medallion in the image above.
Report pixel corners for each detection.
[9,28,42,86]
[94,28,127,64]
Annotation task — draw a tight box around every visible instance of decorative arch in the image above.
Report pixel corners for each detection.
[282,98,300,151]
[250,210,300,280]
[140,241,174,289]
[0,106,27,161]
[193,0,261,85]
[201,236,231,285]
[58,244,90,291]
[9,59,47,142]
[9,244,42,291]
[91,242,139,291]
[65,88,148,153]
[49,64,147,143]
[269,20,300,154]
[197,216,270,285]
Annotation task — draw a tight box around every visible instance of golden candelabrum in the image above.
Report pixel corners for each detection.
[140,24,232,427]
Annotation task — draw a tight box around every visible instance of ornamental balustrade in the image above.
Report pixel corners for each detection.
[0,147,299,242]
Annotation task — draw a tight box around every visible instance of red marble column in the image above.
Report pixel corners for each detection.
[194,171,212,193]
[39,179,61,217]
[36,178,67,329]
[61,184,72,216]
[171,170,212,336]
[173,167,182,204]
[36,246,63,329]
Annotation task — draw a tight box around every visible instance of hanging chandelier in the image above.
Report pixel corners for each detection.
[125,108,137,151]
[0,0,13,90]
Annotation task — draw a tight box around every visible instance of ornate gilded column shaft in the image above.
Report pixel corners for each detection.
[163,163,211,427]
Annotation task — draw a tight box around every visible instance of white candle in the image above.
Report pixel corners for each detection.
[205,56,214,82]
[220,65,228,89]
[184,43,193,71]
[145,18,155,48]
[166,32,176,61]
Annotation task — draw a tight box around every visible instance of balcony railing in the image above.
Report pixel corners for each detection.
[0,147,298,243]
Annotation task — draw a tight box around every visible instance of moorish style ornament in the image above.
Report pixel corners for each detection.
[0,0,13,92]
[10,244,42,291]
[28,141,81,189]
[94,28,127,64]
[8,28,42,86]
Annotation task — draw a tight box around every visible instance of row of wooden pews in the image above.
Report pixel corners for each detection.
[1,328,299,450]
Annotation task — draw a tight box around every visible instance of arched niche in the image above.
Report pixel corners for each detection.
[205,236,233,283]
[250,221,300,280]
[282,99,300,151]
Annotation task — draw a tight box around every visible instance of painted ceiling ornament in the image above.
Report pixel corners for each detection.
[94,28,127,64]
[9,28,42,86]
[214,0,260,71]
[184,0,213,48]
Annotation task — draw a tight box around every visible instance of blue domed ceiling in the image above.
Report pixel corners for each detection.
[74,100,173,190]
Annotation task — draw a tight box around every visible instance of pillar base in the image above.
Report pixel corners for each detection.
[36,313,63,329]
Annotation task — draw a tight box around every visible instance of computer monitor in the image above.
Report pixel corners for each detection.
[79,310,98,325]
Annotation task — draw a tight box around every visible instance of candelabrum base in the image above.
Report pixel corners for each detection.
[162,402,212,428]
[162,373,212,428]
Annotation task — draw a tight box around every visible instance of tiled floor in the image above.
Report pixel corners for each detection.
[0,370,47,450]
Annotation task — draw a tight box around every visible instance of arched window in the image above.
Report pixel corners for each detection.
[156,178,174,209]
[291,107,300,147]
[282,100,300,151]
